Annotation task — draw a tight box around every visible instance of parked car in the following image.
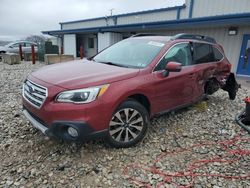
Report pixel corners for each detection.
[0,41,38,54]
[22,34,239,148]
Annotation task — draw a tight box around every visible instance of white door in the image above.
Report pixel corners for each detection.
[84,36,97,58]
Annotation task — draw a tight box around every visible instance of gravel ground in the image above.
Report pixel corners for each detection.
[0,61,249,188]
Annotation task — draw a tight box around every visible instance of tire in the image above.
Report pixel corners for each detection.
[106,100,149,148]
[204,79,220,95]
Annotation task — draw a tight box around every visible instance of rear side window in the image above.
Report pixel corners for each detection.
[193,43,214,64]
[213,47,223,61]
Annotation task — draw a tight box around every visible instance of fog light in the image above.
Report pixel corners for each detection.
[67,127,78,137]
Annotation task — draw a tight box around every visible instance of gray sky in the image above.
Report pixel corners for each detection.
[0,0,184,41]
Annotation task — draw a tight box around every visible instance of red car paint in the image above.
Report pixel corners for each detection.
[22,36,232,137]
[244,97,250,103]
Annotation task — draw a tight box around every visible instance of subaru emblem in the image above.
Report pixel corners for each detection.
[28,85,35,93]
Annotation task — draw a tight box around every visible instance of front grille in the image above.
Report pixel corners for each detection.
[23,79,48,108]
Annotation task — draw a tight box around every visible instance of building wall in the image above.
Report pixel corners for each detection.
[98,32,123,52]
[117,10,177,25]
[179,0,191,19]
[61,6,185,30]
[64,34,76,57]
[192,0,250,18]
[61,9,179,31]
[60,0,250,31]
[62,19,107,30]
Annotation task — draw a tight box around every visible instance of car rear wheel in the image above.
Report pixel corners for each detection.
[106,100,149,148]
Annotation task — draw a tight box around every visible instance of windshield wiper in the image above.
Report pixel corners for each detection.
[96,61,129,68]
[103,62,121,66]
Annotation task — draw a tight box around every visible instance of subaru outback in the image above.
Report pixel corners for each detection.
[22,34,238,148]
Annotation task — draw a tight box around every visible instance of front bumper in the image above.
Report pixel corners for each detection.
[23,109,47,134]
[23,109,108,142]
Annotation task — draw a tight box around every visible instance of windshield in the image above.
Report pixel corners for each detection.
[93,39,165,68]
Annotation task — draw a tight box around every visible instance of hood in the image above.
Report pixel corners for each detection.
[30,60,139,89]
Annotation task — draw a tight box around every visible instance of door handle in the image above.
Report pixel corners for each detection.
[188,73,195,78]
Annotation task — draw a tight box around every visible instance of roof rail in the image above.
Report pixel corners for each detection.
[171,33,216,43]
[130,33,164,38]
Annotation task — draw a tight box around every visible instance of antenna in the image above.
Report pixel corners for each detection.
[104,15,109,26]
[109,8,114,16]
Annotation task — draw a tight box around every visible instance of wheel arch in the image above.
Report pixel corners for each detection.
[123,93,151,116]
[128,94,151,115]
[204,77,220,95]
[107,94,150,148]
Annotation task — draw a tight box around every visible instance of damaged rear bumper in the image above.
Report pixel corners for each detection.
[221,73,240,100]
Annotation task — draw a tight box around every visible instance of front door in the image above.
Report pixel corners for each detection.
[237,34,250,77]
[152,43,197,113]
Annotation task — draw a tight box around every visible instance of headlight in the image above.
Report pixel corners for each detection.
[56,84,109,103]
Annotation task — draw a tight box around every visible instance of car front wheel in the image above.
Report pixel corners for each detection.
[106,100,149,148]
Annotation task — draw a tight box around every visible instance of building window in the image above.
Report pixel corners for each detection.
[88,38,94,49]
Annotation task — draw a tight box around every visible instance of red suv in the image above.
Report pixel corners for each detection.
[22,34,238,148]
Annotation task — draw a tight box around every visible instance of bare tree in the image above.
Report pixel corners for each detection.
[25,35,47,61]
[25,35,46,45]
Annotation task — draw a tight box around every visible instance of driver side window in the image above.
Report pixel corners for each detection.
[155,43,192,71]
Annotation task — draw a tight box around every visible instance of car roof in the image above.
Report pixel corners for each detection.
[128,36,172,43]
[7,41,37,46]
[130,33,217,45]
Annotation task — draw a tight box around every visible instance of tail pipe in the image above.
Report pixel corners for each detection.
[235,97,250,133]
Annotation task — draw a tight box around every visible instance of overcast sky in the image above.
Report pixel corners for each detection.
[0,0,184,41]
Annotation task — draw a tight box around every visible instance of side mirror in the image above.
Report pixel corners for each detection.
[165,61,182,72]
[162,62,182,77]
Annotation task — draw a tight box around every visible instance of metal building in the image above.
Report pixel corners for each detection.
[42,0,250,77]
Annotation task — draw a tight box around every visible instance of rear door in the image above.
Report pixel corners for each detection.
[152,42,199,113]
[191,42,225,98]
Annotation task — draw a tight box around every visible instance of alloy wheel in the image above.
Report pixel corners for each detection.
[109,108,144,143]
